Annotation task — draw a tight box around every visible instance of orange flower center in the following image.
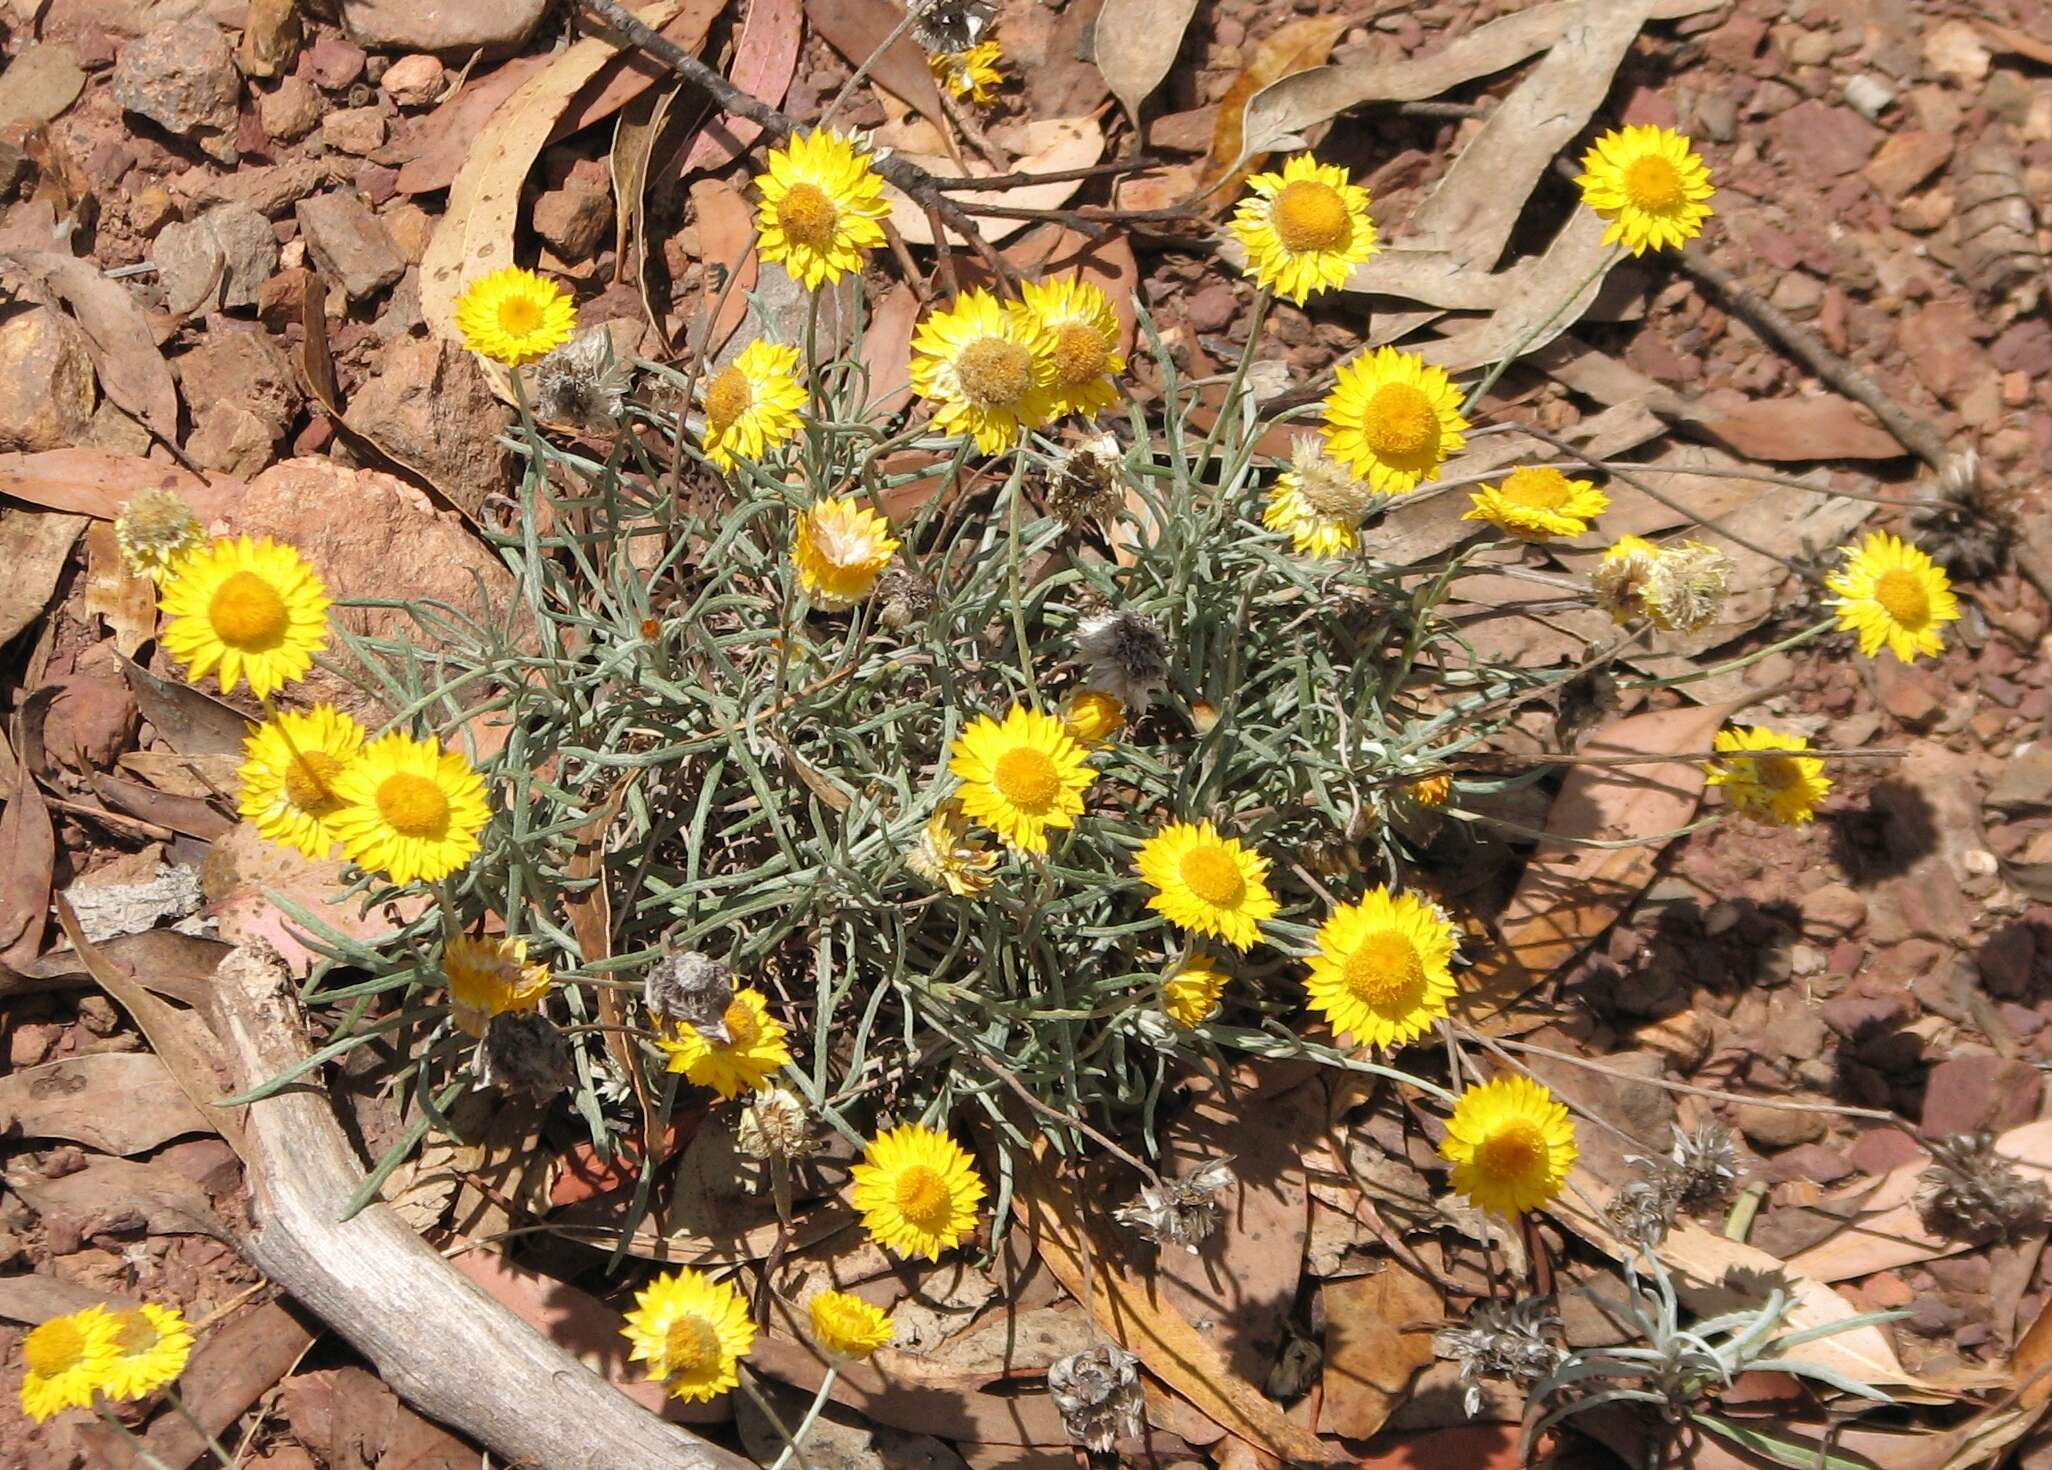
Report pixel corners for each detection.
[1475,1119,1547,1182]
[992,746,1060,810]
[110,1310,160,1355]
[1754,754,1802,790]
[1344,930,1423,1008]
[283,750,346,813]
[208,570,289,650]
[704,365,752,433]
[720,997,762,1050]
[1178,845,1245,908]
[1409,773,1452,808]
[1873,568,1931,629]
[24,1318,89,1377]
[1623,155,1683,211]
[1501,468,1572,511]
[955,337,1034,409]
[495,293,546,337]
[1051,322,1109,388]
[893,1164,952,1229]
[776,183,840,253]
[376,771,450,838]
[1360,383,1439,460]
[1271,179,1352,253]
[663,1313,723,1377]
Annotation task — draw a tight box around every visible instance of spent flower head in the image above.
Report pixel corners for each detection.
[115,488,207,580]
[1074,609,1170,710]
[533,326,631,431]
[473,1011,572,1100]
[1435,1296,1565,1418]
[1919,1131,2051,1241]
[1047,1343,1144,1453]
[909,0,995,54]
[643,949,734,1037]
[1114,1156,1236,1252]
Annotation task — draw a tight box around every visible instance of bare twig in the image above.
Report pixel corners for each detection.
[920,158,1166,191]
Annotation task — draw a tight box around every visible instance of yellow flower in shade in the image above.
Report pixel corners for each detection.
[99,1304,194,1403]
[1322,347,1467,495]
[443,935,551,1039]
[701,340,807,470]
[1062,689,1125,746]
[1160,954,1227,1028]
[236,705,367,860]
[115,488,206,581]
[1134,820,1279,951]
[455,266,577,366]
[327,731,491,886]
[1020,276,1124,420]
[1575,125,1715,257]
[159,535,330,699]
[793,497,900,610]
[19,1307,118,1421]
[906,798,1000,896]
[809,1291,895,1362]
[658,988,793,1099]
[1464,467,1610,541]
[1589,534,1661,623]
[1405,772,1453,809]
[849,1122,986,1259]
[1229,152,1379,305]
[1825,530,1959,664]
[910,288,1059,454]
[1440,1075,1578,1217]
[754,128,890,291]
[948,704,1096,856]
[1303,887,1458,1050]
[1704,725,1832,826]
[929,40,1004,106]
[621,1268,755,1402]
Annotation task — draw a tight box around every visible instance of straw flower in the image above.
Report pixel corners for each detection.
[1134,820,1278,950]
[621,1269,755,1402]
[1825,530,1959,663]
[930,40,1004,106]
[700,340,806,469]
[1575,124,1715,256]
[1304,886,1459,1049]
[236,705,367,860]
[19,1306,118,1421]
[850,1123,986,1259]
[159,535,330,698]
[754,129,890,290]
[910,288,1058,453]
[1703,724,1832,826]
[1160,954,1228,1028]
[114,489,206,580]
[1229,153,1378,304]
[1322,347,1466,495]
[906,798,1001,896]
[327,731,491,885]
[99,1303,195,1402]
[658,988,793,1098]
[793,497,900,610]
[1463,467,1609,541]
[809,1291,895,1362]
[948,704,1096,855]
[1020,276,1124,420]
[443,935,552,1039]
[1441,1075,1578,1216]
[455,266,577,366]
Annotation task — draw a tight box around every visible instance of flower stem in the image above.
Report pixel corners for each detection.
[164,1387,238,1466]
[767,1366,840,1470]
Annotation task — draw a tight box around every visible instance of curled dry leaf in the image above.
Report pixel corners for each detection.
[1194,16,1347,209]
[82,521,156,658]
[1954,143,2043,315]
[882,116,1106,246]
[1319,1266,1443,1441]
[0,448,241,523]
[0,509,85,647]
[0,766,55,970]
[803,0,951,139]
[688,178,760,359]
[1093,0,1202,122]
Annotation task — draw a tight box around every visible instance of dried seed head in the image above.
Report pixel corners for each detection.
[1642,540,1733,633]
[1074,609,1169,711]
[1610,1122,1741,1250]
[534,327,632,432]
[473,1011,572,1100]
[114,488,207,580]
[1114,1157,1236,1253]
[1046,1343,1144,1453]
[1288,436,1375,521]
[876,562,937,629]
[1664,1121,1740,1205]
[1590,539,1661,624]
[644,950,734,1040]
[909,0,995,54]
[1606,1173,1682,1252]
[1045,432,1126,530]
[735,1086,818,1161]
[1919,1131,2051,1241]
[1433,1297,1565,1418]
[1909,467,2012,582]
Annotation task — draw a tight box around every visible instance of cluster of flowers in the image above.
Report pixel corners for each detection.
[624,1275,895,1402]
[19,1299,192,1424]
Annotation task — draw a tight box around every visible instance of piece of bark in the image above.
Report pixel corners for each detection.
[205,941,752,1470]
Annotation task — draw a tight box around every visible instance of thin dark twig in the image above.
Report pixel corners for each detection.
[920,158,1167,191]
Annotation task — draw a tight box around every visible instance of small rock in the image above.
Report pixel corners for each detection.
[1767,271,1824,318]
[1876,660,1945,729]
[1185,281,1239,334]
[320,104,386,156]
[1818,988,1911,1040]
[1800,881,1867,939]
[1922,1055,2042,1137]
[178,157,329,219]
[1864,1271,1916,1309]
[1862,131,1953,202]
[381,200,435,263]
[344,334,514,518]
[1979,924,2035,999]
[307,33,369,91]
[531,158,613,261]
[187,404,279,477]
[112,21,240,145]
[1767,1142,1854,1185]
[379,54,444,107]
[127,182,176,236]
[178,329,301,442]
[1849,1126,1925,1175]
[1771,99,1881,177]
[295,190,404,299]
[1992,318,2052,377]
[258,76,324,141]
[1923,20,1991,81]
[0,307,96,451]
[1693,91,1739,143]
[153,203,280,312]
[237,0,302,79]
[1782,27,1834,68]
[1736,1102,1828,1150]
[1632,1009,1716,1071]
[1907,1294,1964,1337]
[1843,73,1897,121]
[339,0,550,56]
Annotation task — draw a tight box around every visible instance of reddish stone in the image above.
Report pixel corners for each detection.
[1921,1055,2042,1137]
[1849,1126,1925,1175]
[1772,100,1881,176]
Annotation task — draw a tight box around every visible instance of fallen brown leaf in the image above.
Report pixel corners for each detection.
[675,0,803,176]
[883,117,1107,246]
[0,508,83,646]
[804,0,952,139]
[0,766,55,969]
[82,520,156,657]
[1319,1266,1442,1441]
[0,448,241,522]
[1194,16,1346,208]
[0,1052,212,1156]
[690,177,761,358]
[3,251,180,441]
[1093,0,1202,122]
[1698,394,1908,461]
[279,1367,473,1470]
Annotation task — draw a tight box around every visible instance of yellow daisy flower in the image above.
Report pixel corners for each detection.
[1161,954,1227,1028]
[906,798,1000,896]
[1575,124,1715,257]
[114,488,206,581]
[327,731,491,886]
[236,705,367,860]
[909,288,1059,454]
[948,704,1096,856]
[1062,689,1125,746]
[849,1122,986,1260]
[19,1306,119,1421]
[1134,820,1279,951]
[809,1290,895,1362]
[1825,530,1959,664]
[454,266,578,366]
[443,935,552,1039]
[1463,466,1610,541]
[701,339,807,470]
[793,497,900,610]
[754,128,890,291]
[1440,1075,1578,1217]
[657,987,793,1099]
[1704,725,1832,826]
[1321,347,1467,495]
[99,1303,194,1403]
[1405,772,1453,809]
[929,40,1004,106]
[1303,887,1458,1050]
[1020,276,1125,421]
[159,535,330,699]
[1229,152,1379,305]
[621,1268,755,1402]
